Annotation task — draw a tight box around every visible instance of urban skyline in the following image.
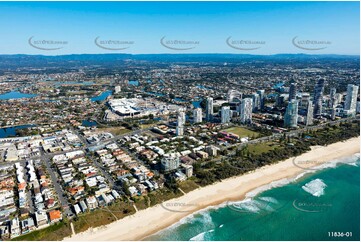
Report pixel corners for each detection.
[0,1,359,241]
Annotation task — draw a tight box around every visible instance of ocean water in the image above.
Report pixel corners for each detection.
[147,154,360,241]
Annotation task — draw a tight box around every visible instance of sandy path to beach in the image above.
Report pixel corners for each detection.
[64,137,360,241]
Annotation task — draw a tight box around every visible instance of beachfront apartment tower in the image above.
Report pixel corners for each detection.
[193,108,203,123]
[289,81,297,101]
[206,97,214,121]
[284,99,298,128]
[299,93,311,108]
[221,106,231,124]
[305,100,314,126]
[329,88,337,120]
[329,88,337,108]
[252,93,260,111]
[313,78,325,117]
[344,84,359,117]
[257,90,265,110]
[240,98,253,124]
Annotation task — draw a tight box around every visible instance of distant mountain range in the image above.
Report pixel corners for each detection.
[0,53,358,72]
[0,53,358,60]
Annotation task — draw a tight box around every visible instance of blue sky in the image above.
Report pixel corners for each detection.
[0,1,359,55]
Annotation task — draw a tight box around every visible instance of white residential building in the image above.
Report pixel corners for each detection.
[305,100,314,126]
[221,106,231,123]
[193,108,203,123]
[344,84,359,116]
[205,97,213,121]
[240,98,253,124]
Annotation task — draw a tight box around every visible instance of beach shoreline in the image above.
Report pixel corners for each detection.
[64,137,360,241]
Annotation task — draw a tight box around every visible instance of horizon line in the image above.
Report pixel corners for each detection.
[0,53,359,57]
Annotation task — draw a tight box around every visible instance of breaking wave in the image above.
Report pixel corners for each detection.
[189,229,214,241]
[302,179,327,197]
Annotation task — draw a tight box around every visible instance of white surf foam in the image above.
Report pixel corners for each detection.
[229,197,277,213]
[345,161,359,167]
[245,178,292,198]
[230,198,262,213]
[189,231,206,241]
[294,153,360,181]
[258,196,278,204]
[302,178,327,197]
[189,229,214,241]
[175,210,213,229]
[155,209,215,235]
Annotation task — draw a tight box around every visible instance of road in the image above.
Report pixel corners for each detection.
[87,153,124,193]
[70,126,125,194]
[41,150,74,217]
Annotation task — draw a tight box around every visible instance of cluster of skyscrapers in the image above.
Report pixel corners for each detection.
[179,79,358,130]
[189,90,265,126]
[284,78,359,128]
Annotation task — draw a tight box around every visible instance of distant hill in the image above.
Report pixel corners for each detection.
[0,53,358,72]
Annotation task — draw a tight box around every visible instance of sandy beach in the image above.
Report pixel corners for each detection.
[64,137,360,241]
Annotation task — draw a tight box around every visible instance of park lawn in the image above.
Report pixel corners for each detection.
[98,127,131,136]
[223,126,259,138]
[247,142,280,155]
[140,123,158,129]
[12,222,72,241]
